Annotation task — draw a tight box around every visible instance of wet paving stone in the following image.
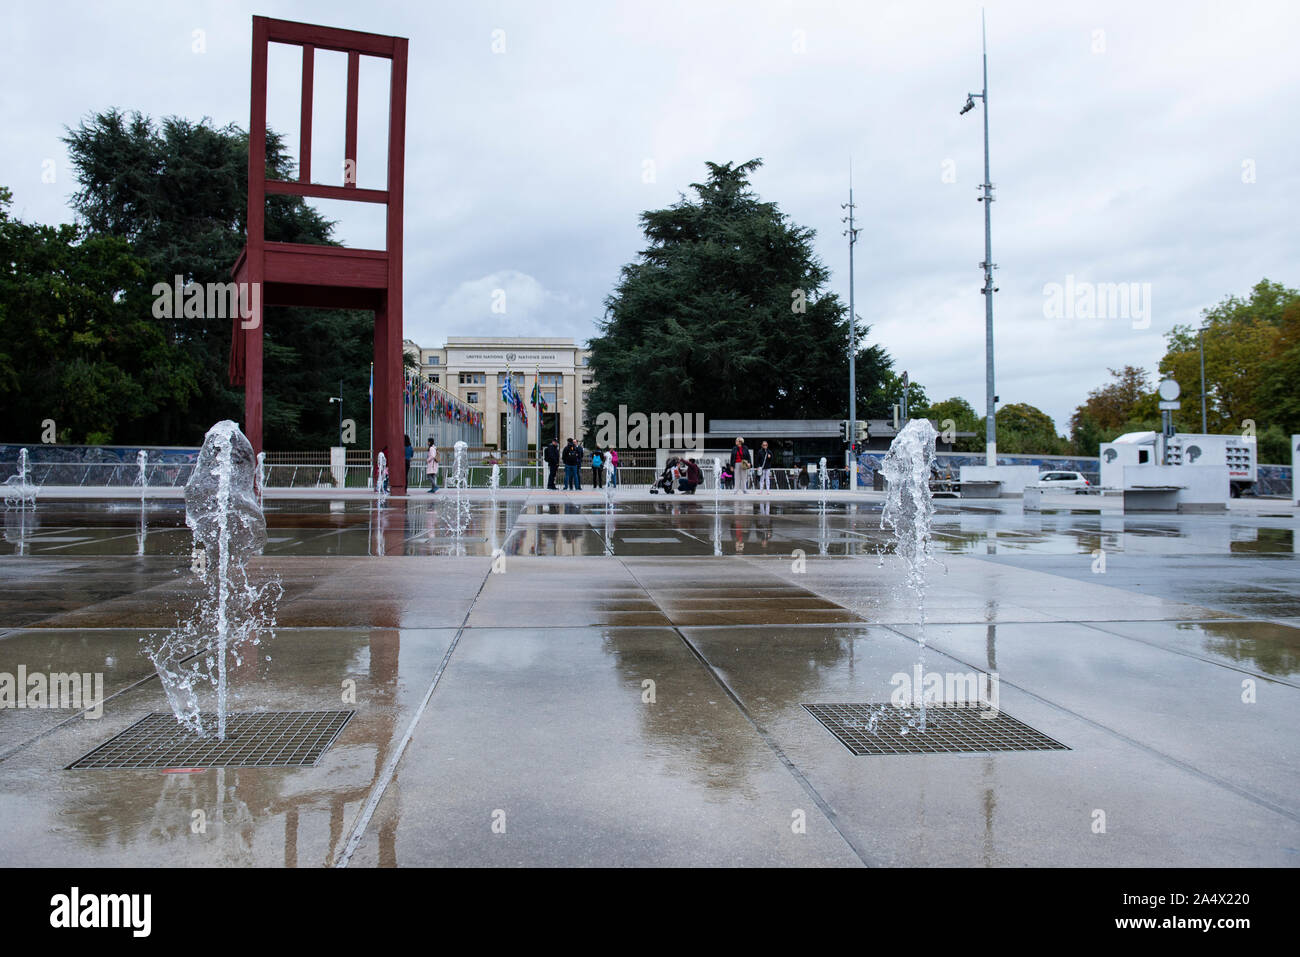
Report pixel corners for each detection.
[1,494,1297,866]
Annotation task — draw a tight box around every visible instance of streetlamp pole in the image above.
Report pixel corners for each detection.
[536,364,542,489]
[961,11,997,465]
[842,163,860,470]
[329,379,343,446]
[1199,327,1208,433]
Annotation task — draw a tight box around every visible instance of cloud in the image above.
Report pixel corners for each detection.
[412,270,588,345]
[2,0,1297,440]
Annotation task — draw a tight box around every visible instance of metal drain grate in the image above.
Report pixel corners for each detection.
[803,703,1068,755]
[67,711,355,770]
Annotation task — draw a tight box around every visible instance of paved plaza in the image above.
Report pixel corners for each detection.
[0,491,1297,867]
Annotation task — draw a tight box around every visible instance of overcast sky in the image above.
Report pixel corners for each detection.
[3,0,1297,432]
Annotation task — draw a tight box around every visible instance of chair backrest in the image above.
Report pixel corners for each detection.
[247,16,408,254]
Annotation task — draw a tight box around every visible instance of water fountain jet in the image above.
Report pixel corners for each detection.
[443,441,471,536]
[142,421,281,739]
[880,417,940,732]
[602,460,616,513]
[376,451,390,506]
[3,449,37,509]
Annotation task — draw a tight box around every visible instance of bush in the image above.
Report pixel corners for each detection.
[1257,424,1290,464]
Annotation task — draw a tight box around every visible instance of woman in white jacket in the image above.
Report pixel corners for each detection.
[425,439,440,493]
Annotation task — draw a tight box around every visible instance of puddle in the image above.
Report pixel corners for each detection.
[2,499,1296,559]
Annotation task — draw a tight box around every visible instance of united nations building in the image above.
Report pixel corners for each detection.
[403,337,594,450]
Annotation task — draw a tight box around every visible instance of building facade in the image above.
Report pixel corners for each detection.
[403,337,593,451]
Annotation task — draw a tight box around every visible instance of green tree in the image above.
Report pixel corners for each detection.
[0,187,197,443]
[914,396,983,451]
[62,110,375,448]
[996,402,1068,455]
[1257,298,1300,435]
[1068,366,1160,455]
[870,370,928,423]
[1159,279,1297,435]
[1256,424,1290,465]
[1072,366,1152,430]
[588,159,898,429]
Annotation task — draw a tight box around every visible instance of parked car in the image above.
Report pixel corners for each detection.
[1035,470,1091,492]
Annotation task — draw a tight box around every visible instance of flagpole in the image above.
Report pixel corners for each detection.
[368,362,373,490]
[369,361,374,488]
[534,364,540,489]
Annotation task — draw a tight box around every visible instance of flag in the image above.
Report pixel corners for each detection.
[530,382,548,412]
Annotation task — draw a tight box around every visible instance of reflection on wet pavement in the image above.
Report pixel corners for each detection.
[6,499,1297,563]
[1,495,1296,866]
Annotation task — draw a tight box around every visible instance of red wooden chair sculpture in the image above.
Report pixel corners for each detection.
[229,16,409,493]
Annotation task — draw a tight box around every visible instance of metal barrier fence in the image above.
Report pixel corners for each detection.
[8,445,1290,495]
[1,461,196,487]
[0,457,851,491]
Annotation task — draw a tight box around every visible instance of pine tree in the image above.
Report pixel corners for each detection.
[588,159,895,429]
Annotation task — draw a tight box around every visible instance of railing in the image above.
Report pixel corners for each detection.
[0,461,196,487]
[0,460,858,491]
[262,450,371,489]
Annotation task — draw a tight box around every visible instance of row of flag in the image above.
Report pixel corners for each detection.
[371,367,550,431]
[401,371,484,428]
[501,374,528,427]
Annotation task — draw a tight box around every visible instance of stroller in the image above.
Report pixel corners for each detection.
[649,457,679,494]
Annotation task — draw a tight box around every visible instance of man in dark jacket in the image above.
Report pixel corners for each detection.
[544,439,560,490]
[562,438,581,490]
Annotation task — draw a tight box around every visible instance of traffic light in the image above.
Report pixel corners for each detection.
[840,420,852,442]
[855,420,869,442]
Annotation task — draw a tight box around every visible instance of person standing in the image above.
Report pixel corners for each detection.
[403,434,414,488]
[544,438,560,490]
[592,448,604,488]
[607,448,619,487]
[562,438,580,490]
[425,438,439,493]
[754,440,774,494]
[574,438,585,490]
[731,436,751,494]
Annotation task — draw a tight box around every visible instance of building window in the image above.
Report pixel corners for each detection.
[425,355,440,366]
[581,355,590,366]
[540,373,562,386]
[582,376,594,385]
[460,372,485,385]
[543,391,556,407]
[496,372,523,386]
[466,392,479,404]
[428,374,440,383]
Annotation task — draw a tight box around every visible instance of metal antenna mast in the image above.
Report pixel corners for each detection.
[842,161,861,460]
[961,9,997,464]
